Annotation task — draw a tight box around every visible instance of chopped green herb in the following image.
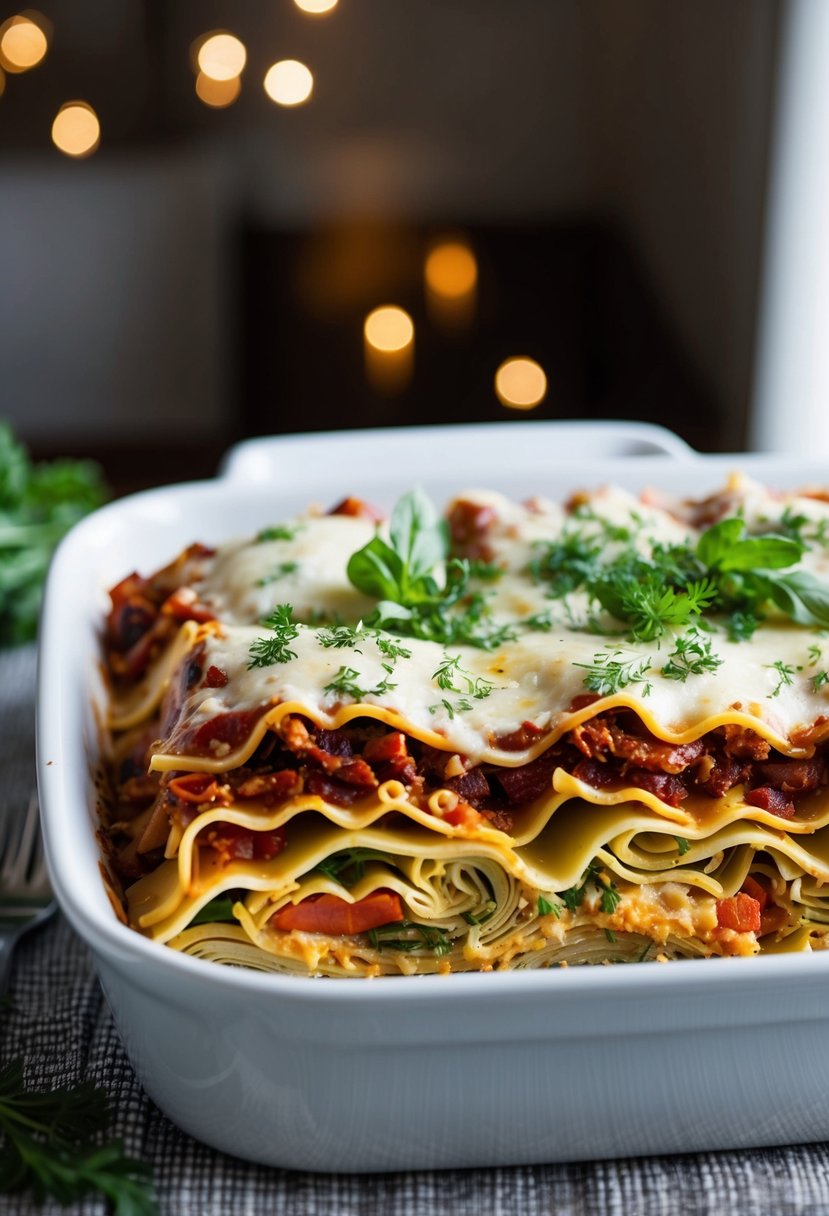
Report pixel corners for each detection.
[808,644,823,665]
[813,671,829,692]
[312,849,387,884]
[674,836,691,856]
[367,920,452,956]
[317,623,366,650]
[766,659,799,698]
[432,653,494,699]
[189,896,237,926]
[605,928,617,943]
[323,664,396,700]
[247,604,300,668]
[256,524,298,543]
[463,901,497,925]
[660,629,723,682]
[537,894,560,918]
[574,650,653,697]
[375,635,412,661]
[428,697,474,719]
[256,560,298,587]
[726,609,759,642]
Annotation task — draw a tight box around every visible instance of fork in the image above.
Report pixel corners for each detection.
[0,791,57,996]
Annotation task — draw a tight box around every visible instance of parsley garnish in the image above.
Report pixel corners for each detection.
[574,650,653,697]
[766,659,800,698]
[256,560,298,587]
[813,671,829,692]
[247,604,300,668]
[0,1058,156,1213]
[428,697,473,719]
[674,836,691,856]
[317,623,366,650]
[660,629,723,682]
[432,653,494,699]
[323,664,396,700]
[256,524,298,543]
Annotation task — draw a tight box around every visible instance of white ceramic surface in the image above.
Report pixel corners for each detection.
[36,425,829,1171]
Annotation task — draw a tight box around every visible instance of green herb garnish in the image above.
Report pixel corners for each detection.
[189,896,237,926]
[674,836,691,856]
[537,894,561,918]
[574,650,653,697]
[766,659,800,698]
[345,489,514,649]
[256,524,298,543]
[660,629,723,682]
[256,560,298,587]
[247,604,300,668]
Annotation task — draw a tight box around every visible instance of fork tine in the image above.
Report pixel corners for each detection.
[1,792,41,888]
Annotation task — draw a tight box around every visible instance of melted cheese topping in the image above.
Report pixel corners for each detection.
[150,476,829,767]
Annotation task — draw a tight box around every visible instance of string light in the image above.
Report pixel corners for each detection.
[0,12,48,73]
[264,59,313,107]
[195,71,241,108]
[494,357,547,410]
[196,32,246,82]
[293,0,338,13]
[51,102,100,159]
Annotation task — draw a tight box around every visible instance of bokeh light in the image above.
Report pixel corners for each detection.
[264,59,314,107]
[51,102,100,159]
[196,32,246,82]
[424,242,478,300]
[195,71,241,109]
[293,0,339,13]
[494,357,547,410]
[364,306,414,353]
[0,13,48,73]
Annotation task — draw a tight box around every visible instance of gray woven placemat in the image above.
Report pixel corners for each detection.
[5,643,829,1216]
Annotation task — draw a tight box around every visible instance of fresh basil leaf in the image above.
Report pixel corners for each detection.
[389,487,446,583]
[717,535,803,572]
[346,537,404,601]
[696,518,745,566]
[767,570,829,627]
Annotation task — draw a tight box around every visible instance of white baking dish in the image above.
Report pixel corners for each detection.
[36,423,829,1171]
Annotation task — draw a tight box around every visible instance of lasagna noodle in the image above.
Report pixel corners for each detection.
[103,477,829,974]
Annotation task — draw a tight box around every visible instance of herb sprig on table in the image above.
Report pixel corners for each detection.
[0,1057,157,1214]
[0,424,107,645]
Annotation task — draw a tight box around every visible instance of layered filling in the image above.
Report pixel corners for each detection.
[101,477,829,976]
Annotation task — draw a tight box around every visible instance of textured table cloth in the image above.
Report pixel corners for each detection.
[4,643,829,1216]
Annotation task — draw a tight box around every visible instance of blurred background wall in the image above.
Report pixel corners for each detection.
[0,0,783,482]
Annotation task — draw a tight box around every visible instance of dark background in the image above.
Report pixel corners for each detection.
[0,1,782,490]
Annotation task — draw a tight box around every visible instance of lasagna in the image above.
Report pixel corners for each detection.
[102,476,829,976]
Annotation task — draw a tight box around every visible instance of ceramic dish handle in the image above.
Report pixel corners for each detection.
[218,421,696,484]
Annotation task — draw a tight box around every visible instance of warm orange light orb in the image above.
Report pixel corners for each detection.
[494,357,547,410]
[424,242,477,300]
[294,0,338,12]
[364,306,414,353]
[51,102,100,159]
[197,32,246,82]
[0,13,48,72]
[195,71,241,108]
[264,59,314,106]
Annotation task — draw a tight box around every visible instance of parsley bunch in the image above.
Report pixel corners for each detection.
[346,489,512,649]
[0,424,106,645]
[0,1058,156,1214]
[534,509,829,639]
